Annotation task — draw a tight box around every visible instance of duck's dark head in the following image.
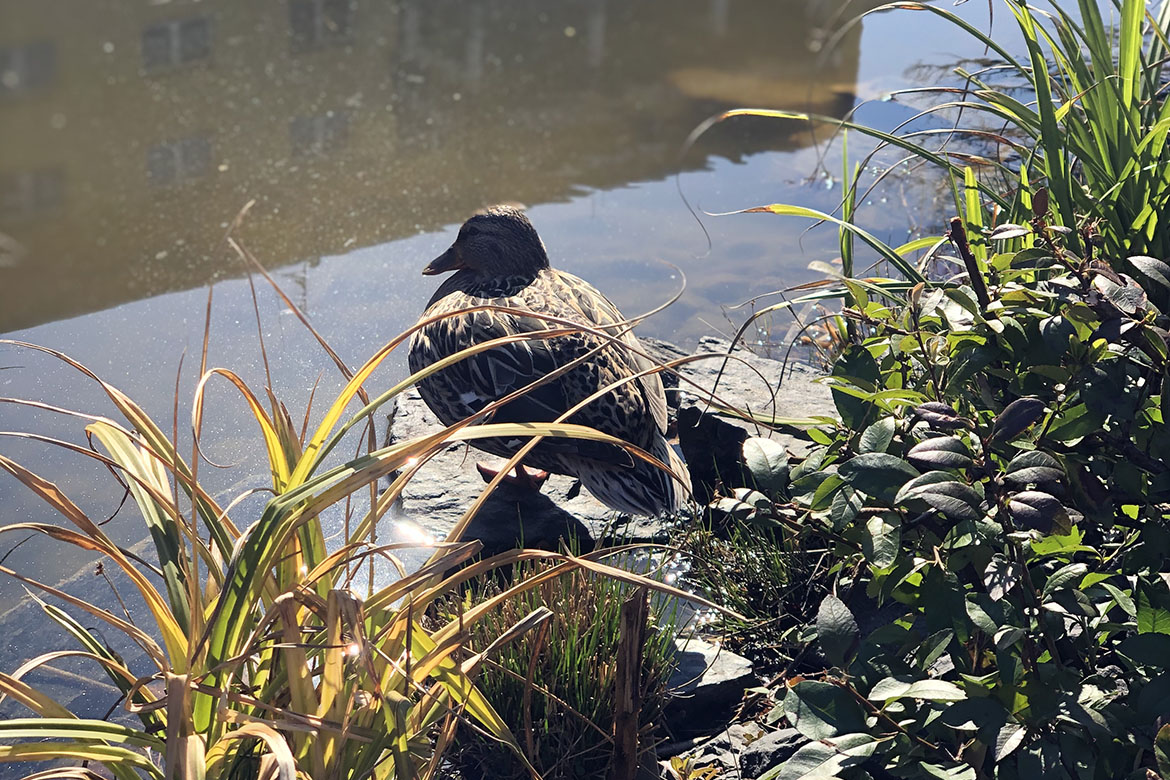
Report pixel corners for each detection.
[423,206,550,278]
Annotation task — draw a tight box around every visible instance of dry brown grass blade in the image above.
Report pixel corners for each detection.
[361,542,485,619]
[0,521,125,558]
[191,367,288,486]
[0,430,191,541]
[0,671,76,718]
[458,607,554,678]
[163,673,204,780]
[228,237,363,399]
[0,441,211,577]
[415,549,742,655]
[0,451,123,546]
[207,721,298,780]
[22,769,108,780]
[3,650,140,703]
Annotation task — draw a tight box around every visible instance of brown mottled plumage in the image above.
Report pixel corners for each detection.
[407,206,690,515]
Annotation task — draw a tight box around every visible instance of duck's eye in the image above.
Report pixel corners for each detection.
[464,226,480,238]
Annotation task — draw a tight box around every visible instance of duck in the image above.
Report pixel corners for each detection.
[407,205,690,516]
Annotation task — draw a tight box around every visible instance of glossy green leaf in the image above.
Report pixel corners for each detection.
[782,680,867,740]
[995,723,1027,761]
[914,402,970,431]
[859,417,896,454]
[1138,582,1170,635]
[990,223,1030,240]
[1041,562,1087,599]
[897,474,982,521]
[1118,634,1170,667]
[991,397,1047,442]
[920,763,977,780]
[1155,723,1170,778]
[1130,255,1170,291]
[829,486,863,531]
[832,344,881,430]
[907,436,974,471]
[861,513,901,569]
[868,677,966,704]
[1004,450,1063,487]
[983,553,1021,602]
[816,595,859,668]
[838,453,918,501]
[743,437,790,495]
[1008,490,1069,534]
[770,733,877,780]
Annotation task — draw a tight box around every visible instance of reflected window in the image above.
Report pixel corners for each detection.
[147,137,211,186]
[142,17,212,71]
[0,41,56,96]
[0,169,63,222]
[289,0,353,52]
[290,113,348,156]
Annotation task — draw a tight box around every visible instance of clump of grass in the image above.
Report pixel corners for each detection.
[445,556,680,780]
[680,520,828,676]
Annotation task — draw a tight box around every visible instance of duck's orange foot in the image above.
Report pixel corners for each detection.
[476,462,550,491]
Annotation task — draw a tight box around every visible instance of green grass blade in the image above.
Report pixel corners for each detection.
[718,203,925,283]
[87,421,191,636]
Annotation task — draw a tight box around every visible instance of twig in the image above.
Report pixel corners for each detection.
[948,217,992,313]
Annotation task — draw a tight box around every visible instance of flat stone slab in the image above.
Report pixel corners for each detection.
[677,336,834,450]
[665,636,757,739]
[738,727,806,779]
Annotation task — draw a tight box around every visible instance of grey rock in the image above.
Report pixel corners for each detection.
[659,722,766,776]
[738,727,806,779]
[670,337,833,505]
[665,636,756,739]
[676,336,833,451]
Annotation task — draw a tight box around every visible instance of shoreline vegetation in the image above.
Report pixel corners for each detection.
[4,1,1170,778]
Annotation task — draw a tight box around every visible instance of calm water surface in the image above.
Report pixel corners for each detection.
[0,0,1012,679]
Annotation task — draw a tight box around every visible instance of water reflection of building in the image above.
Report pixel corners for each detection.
[0,0,879,333]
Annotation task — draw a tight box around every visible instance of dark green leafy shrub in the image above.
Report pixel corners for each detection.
[729,220,1170,779]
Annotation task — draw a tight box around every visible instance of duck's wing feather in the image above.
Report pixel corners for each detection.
[412,301,624,464]
[412,304,567,423]
[411,270,667,465]
[554,270,670,436]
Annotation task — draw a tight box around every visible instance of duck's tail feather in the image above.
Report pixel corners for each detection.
[576,435,692,516]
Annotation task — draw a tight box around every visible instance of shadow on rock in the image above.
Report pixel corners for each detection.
[458,482,597,558]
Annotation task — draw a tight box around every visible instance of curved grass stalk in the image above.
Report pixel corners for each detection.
[0,742,163,780]
[0,341,233,558]
[192,368,291,491]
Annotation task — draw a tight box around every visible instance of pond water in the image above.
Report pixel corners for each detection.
[0,0,1026,679]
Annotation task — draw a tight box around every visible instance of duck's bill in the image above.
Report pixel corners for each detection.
[422,246,464,275]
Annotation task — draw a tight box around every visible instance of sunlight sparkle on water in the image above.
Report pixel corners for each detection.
[393,518,436,547]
